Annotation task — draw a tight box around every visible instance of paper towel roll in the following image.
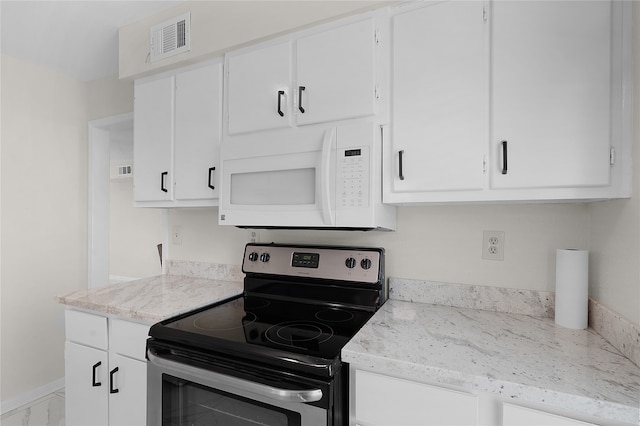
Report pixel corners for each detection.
[555,249,589,329]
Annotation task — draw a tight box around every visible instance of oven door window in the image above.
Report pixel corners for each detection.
[162,375,301,426]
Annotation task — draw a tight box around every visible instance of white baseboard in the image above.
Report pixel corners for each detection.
[0,377,64,415]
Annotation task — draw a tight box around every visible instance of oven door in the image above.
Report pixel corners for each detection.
[147,346,329,426]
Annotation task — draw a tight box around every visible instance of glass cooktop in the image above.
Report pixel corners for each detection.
[150,294,375,364]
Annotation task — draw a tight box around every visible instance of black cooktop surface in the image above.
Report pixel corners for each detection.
[150,293,374,365]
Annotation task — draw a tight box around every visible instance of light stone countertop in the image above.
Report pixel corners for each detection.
[342,299,640,425]
[57,274,243,324]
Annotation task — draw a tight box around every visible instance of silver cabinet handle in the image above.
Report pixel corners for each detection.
[147,349,323,403]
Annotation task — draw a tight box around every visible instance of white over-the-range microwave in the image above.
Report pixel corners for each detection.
[218,119,396,230]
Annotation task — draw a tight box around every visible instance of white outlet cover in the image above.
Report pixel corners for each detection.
[482,230,505,261]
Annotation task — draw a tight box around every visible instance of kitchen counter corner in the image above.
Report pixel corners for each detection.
[343,299,640,425]
[57,274,243,324]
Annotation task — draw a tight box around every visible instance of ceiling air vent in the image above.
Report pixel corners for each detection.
[150,12,191,63]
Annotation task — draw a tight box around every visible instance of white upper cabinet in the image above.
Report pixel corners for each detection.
[385,0,487,201]
[225,15,379,136]
[384,0,631,204]
[226,42,293,135]
[134,76,174,203]
[174,63,223,201]
[134,60,223,207]
[296,18,376,126]
[491,0,612,190]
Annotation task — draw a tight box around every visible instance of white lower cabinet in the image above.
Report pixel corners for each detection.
[353,369,479,426]
[503,404,596,426]
[65,342,108,426]
[107,353,147,426]
[64,310,149,426]
[351,368,622,426]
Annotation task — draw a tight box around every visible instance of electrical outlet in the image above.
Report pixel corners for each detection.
[247,230,260,244]
[482,230,504,261]
[172,226,182,245]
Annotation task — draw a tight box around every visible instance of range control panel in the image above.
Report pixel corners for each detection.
[242,243,382,284]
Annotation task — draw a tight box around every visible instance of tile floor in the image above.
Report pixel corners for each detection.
[0,390,65,426]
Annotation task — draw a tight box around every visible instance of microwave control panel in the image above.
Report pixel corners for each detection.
[337,146,370,208]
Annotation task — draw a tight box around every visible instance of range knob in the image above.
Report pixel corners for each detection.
[248,252,259,262]
[345,257,356,269]
[259,252,270,263]
[360,258,372,270]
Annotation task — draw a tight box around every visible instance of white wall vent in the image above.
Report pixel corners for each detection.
[150,12,191,63]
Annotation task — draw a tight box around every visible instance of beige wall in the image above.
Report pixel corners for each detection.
[169,203,590,289]
[109,180,164,279]
[588,3,640,325]
[0,56,138,403]
[87,74,133,120]
[1,54,88,400]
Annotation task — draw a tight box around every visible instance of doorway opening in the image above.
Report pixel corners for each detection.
[88,113,164,288]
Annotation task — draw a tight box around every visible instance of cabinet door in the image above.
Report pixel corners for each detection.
[108,353,147,426]
[387,1,486,198]
[65,342,108,426]
[227,41,292,135]
[296,18,376,126]
[355,370,478,425]
[491,1,611,189]
[174,62,223,201]
[134,76,174,202]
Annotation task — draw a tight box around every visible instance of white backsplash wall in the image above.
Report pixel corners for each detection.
[168,203,589,293]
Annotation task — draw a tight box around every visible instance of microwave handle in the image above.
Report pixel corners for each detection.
[320,128,335,226]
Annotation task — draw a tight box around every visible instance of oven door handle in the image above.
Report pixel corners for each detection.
[147,349,323,403]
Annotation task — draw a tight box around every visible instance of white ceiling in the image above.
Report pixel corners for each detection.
[1,0,185,81]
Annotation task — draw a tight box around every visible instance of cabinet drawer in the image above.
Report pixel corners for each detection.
[109,319,150,361]
[65,310,108,350]
[355,370,478,426]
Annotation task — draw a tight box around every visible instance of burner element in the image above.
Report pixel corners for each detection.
[315,309,355,323]
[265,321,334,350]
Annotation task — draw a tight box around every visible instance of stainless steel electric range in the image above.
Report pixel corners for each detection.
[146,243,386,426]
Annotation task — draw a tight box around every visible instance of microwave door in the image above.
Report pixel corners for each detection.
[220,128,337,228]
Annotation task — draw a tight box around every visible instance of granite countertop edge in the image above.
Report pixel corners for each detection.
[57,274,244,325]
[342,299,640,425]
